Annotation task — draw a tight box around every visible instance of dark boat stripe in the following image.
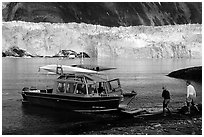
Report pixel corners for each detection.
[25,94,120,103]
[23,92,121,100]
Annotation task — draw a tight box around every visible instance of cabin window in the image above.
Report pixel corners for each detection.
[66,83,75,93]
[57,83,65,93]
[76,84,86,94]
[98,82,105,94]
[92,82,106,95]
[88,84,97,94]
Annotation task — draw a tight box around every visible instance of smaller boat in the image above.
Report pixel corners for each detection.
[68,53,76,59]
[39,64,98,74]
[71,64,116,71]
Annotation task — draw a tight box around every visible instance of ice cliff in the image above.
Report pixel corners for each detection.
[2,21,202,58]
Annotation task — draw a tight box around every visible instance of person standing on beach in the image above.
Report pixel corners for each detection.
[162,86,171,116]
[186,80,199,114]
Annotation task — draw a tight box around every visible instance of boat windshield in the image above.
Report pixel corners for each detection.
[107,79,121,93]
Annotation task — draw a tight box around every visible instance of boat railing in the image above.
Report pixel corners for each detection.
[55,79,85,84]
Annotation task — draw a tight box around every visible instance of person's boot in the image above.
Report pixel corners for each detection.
[194,104,200,112]
[167,108,172,115]
[185,107,191,114]
[163,108,166,116]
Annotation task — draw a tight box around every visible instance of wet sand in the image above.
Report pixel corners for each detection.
[81,113,202,135]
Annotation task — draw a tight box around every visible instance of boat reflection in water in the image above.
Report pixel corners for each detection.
[21,65,137,112]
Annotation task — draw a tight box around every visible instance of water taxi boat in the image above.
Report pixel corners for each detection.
[22,73,137,112]
[21,64,137,112]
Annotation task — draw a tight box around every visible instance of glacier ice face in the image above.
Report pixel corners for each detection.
[2,21,202,58]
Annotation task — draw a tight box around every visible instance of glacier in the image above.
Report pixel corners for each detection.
[2,21,202,58]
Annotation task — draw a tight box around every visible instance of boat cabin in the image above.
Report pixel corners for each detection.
[53,73,122,96]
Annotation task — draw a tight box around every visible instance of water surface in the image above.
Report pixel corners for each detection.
[2,57,202,134]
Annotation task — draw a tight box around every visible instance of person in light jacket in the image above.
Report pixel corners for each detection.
[186,80,199,114]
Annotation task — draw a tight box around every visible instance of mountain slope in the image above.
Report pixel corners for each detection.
[2,2,202,27]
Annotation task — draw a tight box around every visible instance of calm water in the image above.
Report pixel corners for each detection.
[2,57,202,134]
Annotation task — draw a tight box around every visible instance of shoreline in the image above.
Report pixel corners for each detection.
[81,113,202,135]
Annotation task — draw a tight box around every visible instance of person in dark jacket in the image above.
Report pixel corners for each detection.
[162,86,171,116]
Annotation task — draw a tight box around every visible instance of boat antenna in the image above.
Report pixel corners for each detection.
[56,43,63,74]
[80,43,84,65]
[36,68,39,88]
[82,51,83,64]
